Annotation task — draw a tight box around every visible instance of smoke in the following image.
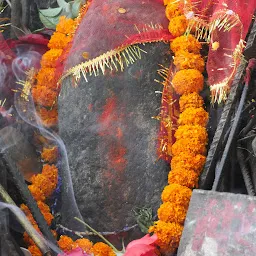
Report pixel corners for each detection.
[10,45,84,229]
[0,202,62,255]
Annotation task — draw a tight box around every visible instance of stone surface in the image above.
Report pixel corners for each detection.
[178,189,256,256]
[58,42,170,234]
[0,126,41,182]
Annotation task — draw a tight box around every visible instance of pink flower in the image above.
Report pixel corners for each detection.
[124,234,158,256]
[58,247,90,256]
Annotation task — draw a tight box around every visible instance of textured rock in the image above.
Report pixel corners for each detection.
[178,189,256,256]
[58,42,170,233]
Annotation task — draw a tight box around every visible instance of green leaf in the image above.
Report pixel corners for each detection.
[57,0,71,12]
[39,12,60,29]
[133,207,154,234]
[39,7,63,17]
[71,0,82,18]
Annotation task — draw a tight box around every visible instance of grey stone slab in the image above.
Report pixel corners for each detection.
[58,42,170,236]
[178,189,256,256]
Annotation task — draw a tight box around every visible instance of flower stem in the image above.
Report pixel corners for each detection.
[74,217,120,253]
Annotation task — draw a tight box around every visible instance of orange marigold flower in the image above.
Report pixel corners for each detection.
[171,138,206,156]
[178,107,209,126]
[28,185,46,202]
[28,245,42,256]
[168,15,188,37]
[37,201,54,226]
[161,184,192,207]
[38,107,58,128]
[41,49,63,68]
[168,169,199,188]
[171,152,206,174]
[41,164,58,185]
[148,220,183,253]
[56,16,76,35]
[36,68,59,91]
[48,32,72,49]
[73,238,93,253]
[31,172,57,198]
[171,34,201,54]
[92,242,116,256]
[179,92,204,112]
[58,235,74,252]
[174,51,205,72]
[32,86,58,107]
[158,202,187,224]
[41,146,58,163]
[165,3,182,20]
[174,125,208,142]
[172,69,204,95]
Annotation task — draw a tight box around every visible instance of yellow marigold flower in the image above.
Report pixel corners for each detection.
[158,202,187,224]
[171,152,206,174]
[36,68,59,91]
[172,138,206,156]
[172,69,204,95]
[32,86,58,107]
[161,184,192,207]
[171,34,201,54]
[41,49,63,68]
[41,146,58,163]
[165,3,182,20]
[73,238,93,254]
[38,107,58,128]
[58,235,74,252]
[174,51,205,72]
[92,242,116,256]
[56,16,75,35]
[174,125,208,142]
[28,185,46,202]
[48,32,72,49]
[168,169,199,188]
[28,245,42,256]
[168,15,188,37]
[148,220,183,253]
[179,92,204,112]
[178,107,209,126]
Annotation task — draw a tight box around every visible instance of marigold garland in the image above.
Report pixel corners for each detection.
[170,34,202,54]
[41,146,58,163]
[165,3,182,20]
[173,51,205,72]
[168,169,199,188]
[92,242,117,256]
[171,152,206,173]
[158,202,187,224]
[168,15,188,37]
[148,221,183,254]
[179,92,204,112]
[161,184,192,207]
[172,69,204,95]
[174,125,208,142]
[178,107,209,126]
[149,1,209,253]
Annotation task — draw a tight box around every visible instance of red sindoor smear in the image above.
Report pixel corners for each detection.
[97,96,127,174]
